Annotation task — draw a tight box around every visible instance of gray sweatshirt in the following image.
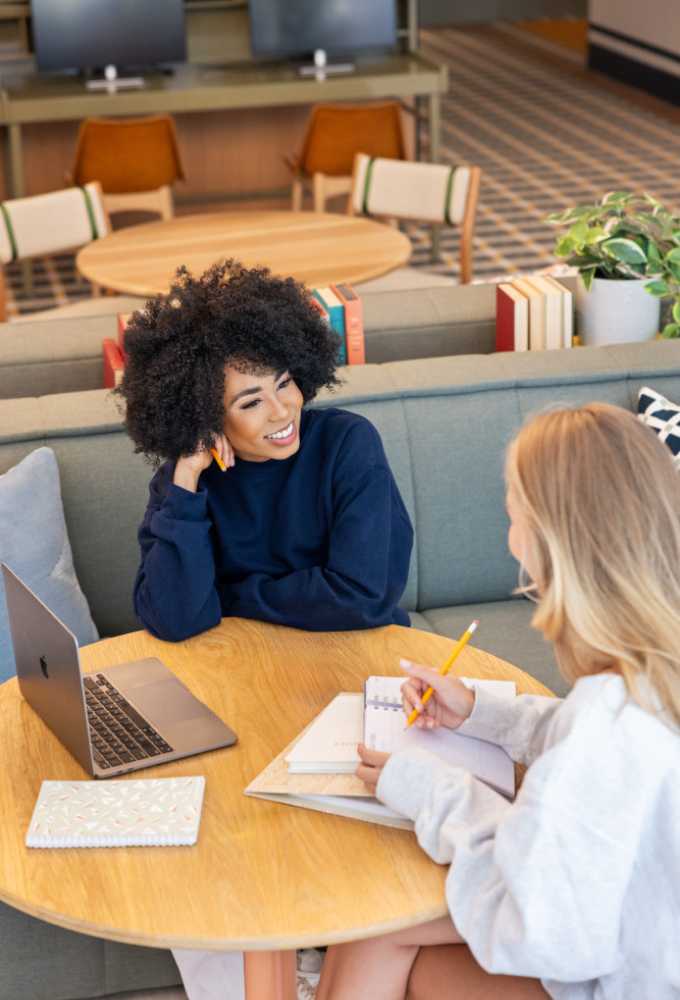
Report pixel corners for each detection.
[377,673,680,999]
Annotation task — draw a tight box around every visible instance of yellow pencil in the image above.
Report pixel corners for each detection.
[405,619,479,728]
[210,447,226,472]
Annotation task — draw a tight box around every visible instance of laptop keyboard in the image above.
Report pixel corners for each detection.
[84,674,174,770]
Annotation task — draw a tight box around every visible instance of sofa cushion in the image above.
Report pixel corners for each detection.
[0,447,98,681]
[0,901,180,1000]
[637,385,680,468]
[420,598,566,696]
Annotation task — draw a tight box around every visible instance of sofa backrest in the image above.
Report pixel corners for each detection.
[2,339,680,636]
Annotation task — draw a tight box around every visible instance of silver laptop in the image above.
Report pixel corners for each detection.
[2,563,237,778]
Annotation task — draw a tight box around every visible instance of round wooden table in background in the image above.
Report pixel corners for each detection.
[0,620,553,998]
[76,210,413,295]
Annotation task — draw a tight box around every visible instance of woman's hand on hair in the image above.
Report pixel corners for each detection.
[356,744,390,790]
[173,433,234,492]
[400,659,475,731]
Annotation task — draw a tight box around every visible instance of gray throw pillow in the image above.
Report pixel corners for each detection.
[0,447,99,682]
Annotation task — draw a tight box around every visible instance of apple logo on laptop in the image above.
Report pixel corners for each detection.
[39,655,49,679]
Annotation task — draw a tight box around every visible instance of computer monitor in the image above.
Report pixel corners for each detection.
[31,0,186,76]
[249,0,398,63]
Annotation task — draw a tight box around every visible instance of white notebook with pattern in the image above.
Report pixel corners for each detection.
[26,776,205,848]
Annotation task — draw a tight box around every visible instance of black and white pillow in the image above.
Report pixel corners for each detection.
[638,386,680,469]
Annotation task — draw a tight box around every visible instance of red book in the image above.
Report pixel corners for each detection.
[102,338,125,389]
[117,312,132,362]
[495,283,529,352]
[330,283,365,365]
[309,295,330,325]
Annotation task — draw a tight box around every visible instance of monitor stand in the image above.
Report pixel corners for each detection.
[86,64,145,92]
[298,49,354,79]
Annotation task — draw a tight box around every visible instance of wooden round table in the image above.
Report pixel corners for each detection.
[0,620,553,998]
[76,210,413,295]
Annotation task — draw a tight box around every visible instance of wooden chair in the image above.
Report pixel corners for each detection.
[0,182,110,322]
[349,153,481,286]
[70,115,185,221]
[285,101,407,212]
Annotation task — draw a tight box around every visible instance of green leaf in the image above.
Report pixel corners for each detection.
[602,238,647,266]
[602,191,632,205]
[661,322,680,339]
[646,241,663,270]
[580,268,597,292]
[584,226,607,245]
[645,279,670,296]
[555,236,575,258]
[673,301,680,324]
[665,247,680,265]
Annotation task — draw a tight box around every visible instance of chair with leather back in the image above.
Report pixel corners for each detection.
[0,182,113,322]
[70,115,185,221]
[349,153,481,288]
[285,101,407,212]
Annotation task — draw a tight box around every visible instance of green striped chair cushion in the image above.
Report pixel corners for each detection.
[352,153,472,226]
[0,182,109,264]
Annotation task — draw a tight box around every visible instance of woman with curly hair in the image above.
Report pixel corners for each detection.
[117,260,413,645]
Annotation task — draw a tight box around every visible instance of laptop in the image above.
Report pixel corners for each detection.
[2,563,237,778]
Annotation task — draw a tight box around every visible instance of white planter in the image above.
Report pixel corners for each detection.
[575,276,660,347]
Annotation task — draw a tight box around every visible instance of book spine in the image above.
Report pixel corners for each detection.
[117,312,132,363]
[102,338,125,389]
[330,283,365,365]
[313,289,347,365]
[495,285,515,352]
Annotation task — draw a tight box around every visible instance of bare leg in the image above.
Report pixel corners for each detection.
[316,916,461,1000]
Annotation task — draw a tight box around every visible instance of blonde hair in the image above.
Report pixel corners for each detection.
[506,402,680,726]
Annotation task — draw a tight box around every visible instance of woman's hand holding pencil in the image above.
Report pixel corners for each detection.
[401,621,479,731]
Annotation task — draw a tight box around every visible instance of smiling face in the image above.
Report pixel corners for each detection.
[223,364,304,462]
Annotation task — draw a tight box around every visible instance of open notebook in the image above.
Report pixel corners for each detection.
[246,677,516,830]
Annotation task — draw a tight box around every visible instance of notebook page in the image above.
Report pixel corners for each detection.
[365,705,515,798]
[365,675,516,709]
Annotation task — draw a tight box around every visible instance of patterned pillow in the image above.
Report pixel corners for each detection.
[637,386,680,468]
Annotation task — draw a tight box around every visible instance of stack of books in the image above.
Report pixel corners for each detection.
[310,284,365,366]
[102,285,366,389]
[496,275,573,352]
[101,313,130,388]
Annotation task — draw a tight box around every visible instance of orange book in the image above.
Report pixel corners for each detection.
[330,283,365,365]
[102,338,125,389]
[117,312,132,362]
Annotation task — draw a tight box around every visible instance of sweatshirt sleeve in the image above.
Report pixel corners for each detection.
[222,421,413,630]
[378,700,639,982]
[456,687,563,766]
[133,465,222,641]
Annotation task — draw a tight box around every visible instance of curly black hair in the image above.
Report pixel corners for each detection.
[115,260,341,463]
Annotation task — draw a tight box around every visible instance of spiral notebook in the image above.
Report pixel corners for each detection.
[284,676,516,797]
[246,676,516,829]
[26,776,205,848]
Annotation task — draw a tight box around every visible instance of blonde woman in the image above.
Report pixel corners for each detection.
[317,402,680,1000]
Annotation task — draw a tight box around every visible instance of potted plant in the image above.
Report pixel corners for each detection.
[547,191,680,344]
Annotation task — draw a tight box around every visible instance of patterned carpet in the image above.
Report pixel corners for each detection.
[6,21,680,315]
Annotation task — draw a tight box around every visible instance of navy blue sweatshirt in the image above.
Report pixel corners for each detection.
[134,407,413,641]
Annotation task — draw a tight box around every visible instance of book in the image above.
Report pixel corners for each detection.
[313,286,347,365]
[496,283,529,352]
[26,776,205,848]
[102,337,125,388]
[330,283,365,364]
[247,678,516,830]
[512,277,546,351]
[543,275,574,348]
[525,275,563,350]
[117,312,132,362]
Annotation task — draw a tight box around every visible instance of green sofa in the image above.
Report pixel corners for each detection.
[2,332,680,999]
